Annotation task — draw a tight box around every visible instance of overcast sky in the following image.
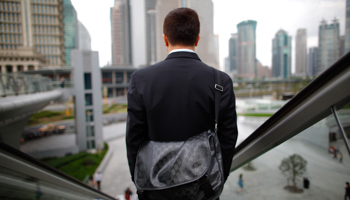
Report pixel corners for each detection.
[71,0,346,72]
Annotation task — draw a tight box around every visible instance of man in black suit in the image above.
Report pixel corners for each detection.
[126,7,238,189]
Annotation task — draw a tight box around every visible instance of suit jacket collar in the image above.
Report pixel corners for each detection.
[165,52,201,61]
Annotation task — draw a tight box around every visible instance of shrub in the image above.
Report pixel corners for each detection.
[82,157,97,166]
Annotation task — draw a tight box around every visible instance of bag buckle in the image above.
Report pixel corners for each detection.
[197,175,209,185]
[214,84,223,92]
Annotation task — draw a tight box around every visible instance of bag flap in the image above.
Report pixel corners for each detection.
[134,131,212,190]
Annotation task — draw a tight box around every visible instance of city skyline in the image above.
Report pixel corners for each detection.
[70,0,346,71]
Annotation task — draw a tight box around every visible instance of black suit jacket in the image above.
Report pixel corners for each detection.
[126,52,238,182]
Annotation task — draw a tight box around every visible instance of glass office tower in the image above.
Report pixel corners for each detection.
[295,29,307,77]
[318,19,340,74]
[63,0,78,66]
[272,29,292,79]
[237,20,257,78]
[228,33,238,74]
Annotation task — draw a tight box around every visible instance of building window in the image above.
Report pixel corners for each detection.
[127,72,133,83]
[102,72,112,84]
[86,125,94,137]
[85,93,93,106]
[86,109,94,122]
[86,140,95,149]
[108,88,113,97]
[84,73,92,89]
[115,72,124,83]
[116,88,125,96]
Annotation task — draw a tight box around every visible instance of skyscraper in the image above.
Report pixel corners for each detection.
[237,20,257,78]
[155,0,217,68]
[272,29,292,79]
[224,57,230,73]
[214,34,219,67]
[256,60,271,78]
[339,35,345,57]
[307,47,318,77]
[110,0,132,66]
[145,0,157,65]
[228,33,238,74]
[295,29,307,77]
[78,21,91,51]
[129,0,147,68]
[63,0,78,66]
[0,0,65,71]
[32,0,65,66]
[345,0,350,54]
[318,19,340,74]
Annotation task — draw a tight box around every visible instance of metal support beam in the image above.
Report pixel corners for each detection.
[331,106,350,157]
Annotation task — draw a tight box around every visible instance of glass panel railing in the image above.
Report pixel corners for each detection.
[0,73,57,97]
[0,166,107,200]
[222,105,350,199]
[0,142,116,200]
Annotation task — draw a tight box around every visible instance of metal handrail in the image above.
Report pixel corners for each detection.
[231,51,350,171]
[0,141,116,200]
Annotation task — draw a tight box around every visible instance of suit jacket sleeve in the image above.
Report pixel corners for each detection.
[218,73,238,181]
[126,73,148,181]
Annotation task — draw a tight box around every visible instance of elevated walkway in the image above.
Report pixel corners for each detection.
[0,73,63,149]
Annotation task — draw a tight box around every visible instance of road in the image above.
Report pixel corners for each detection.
[23,112,127,139]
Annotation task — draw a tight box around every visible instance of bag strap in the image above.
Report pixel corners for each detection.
[197,68,223,200]
[213,67,223,132]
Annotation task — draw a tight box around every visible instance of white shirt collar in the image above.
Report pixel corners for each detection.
[169,49,195,54]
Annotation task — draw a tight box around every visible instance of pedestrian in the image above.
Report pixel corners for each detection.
[345,182,350,200]
[238,174,244,193]
[126,7,238,200]
[124,188,133,200]
[333,148,338,158]
[94,171,103,191]
[60,77,65,88]
[340,153,343,163]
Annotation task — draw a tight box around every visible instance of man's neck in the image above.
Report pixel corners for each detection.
[167,45,195,53]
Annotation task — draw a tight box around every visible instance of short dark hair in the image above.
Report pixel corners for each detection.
[163,8,200,46]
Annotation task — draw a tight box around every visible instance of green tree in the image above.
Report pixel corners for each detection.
[279,154,307,190]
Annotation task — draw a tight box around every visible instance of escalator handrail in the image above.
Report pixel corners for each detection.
[0,141,117,200]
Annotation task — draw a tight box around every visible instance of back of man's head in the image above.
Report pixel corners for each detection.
[163,8,200,46]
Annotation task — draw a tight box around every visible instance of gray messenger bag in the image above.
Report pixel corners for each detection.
[134,68,224,200]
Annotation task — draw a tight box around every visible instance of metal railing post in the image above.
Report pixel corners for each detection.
[330,106,350,157]
[0,74,6,97]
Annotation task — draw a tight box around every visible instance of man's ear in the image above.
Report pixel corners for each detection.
[163,34,169,47]
[195,35,201,47]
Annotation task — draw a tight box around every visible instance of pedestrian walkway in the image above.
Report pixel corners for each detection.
[98,122,350,200]
[20,121,350,199]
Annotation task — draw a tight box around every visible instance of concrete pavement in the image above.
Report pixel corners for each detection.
[20,119,350,199]
[99,120,350,199]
